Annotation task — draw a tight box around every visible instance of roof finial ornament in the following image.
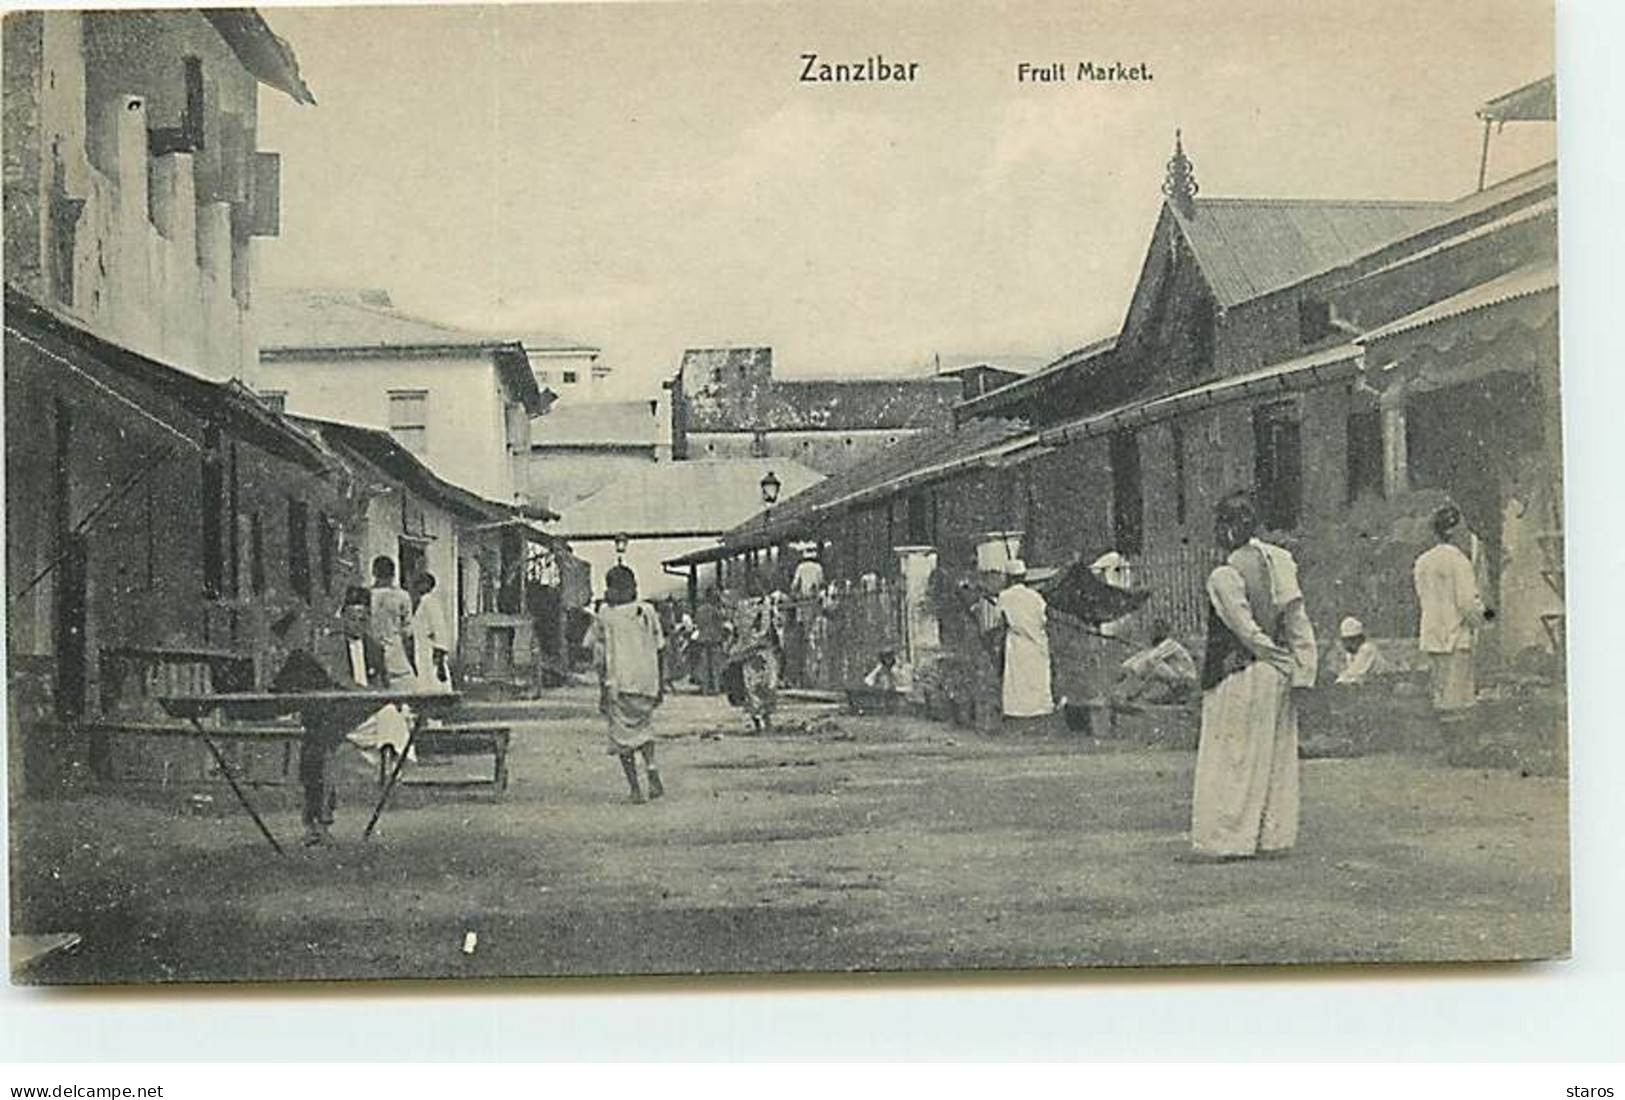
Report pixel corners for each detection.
[1163,128,1199,217]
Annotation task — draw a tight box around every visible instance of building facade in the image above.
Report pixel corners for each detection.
[256,288,547,505]
[688,118,1560,684]
[668,346,960,474]
[524,332,607,404]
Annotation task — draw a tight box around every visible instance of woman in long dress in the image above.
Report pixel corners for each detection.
[585,564,667,803]
[1191,493,1318,860]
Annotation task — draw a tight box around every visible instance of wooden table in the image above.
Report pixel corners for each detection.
[157,691,464,855]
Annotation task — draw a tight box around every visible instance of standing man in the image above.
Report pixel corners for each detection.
[271,586,388,847]
[692,587,726,695]
[992,559,1054,724]
[366,555,414,760]
[1191,493,1318,861]
[369,555,414,681]
[1413,505,1489,723]
[409,571,453,693]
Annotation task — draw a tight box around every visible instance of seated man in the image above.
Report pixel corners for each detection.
[1325,616,1389,686]
[271,585,389,847]
[862,648,913,694]
[1111,619,1198,706]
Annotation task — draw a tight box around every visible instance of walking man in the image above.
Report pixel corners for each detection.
[586,565,667,804]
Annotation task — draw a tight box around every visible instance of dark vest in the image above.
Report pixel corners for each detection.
[1200,543,1286,691]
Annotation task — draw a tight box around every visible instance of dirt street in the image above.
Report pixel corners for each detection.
[10,686,1569,983]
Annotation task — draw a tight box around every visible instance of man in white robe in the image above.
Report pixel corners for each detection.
[1413,505,1488,721]
[993,559,1054,720]
[1191,494,1317,860]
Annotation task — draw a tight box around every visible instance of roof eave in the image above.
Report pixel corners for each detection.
[202,9,316,105]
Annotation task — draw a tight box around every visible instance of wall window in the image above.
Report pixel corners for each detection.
[562,371,578,384]
[1346,408,1384,502]
[318,513,337,594]
[388,390,428,455]
[1191,295,1216,377]
[1298,297,1334,345]
[906,492,931,545]
[1253,401,1303,531]
[1170,420,1188,525]
[259,390,287,413]
[1110,429,1144,555]
[287,498,311,601]
[201,428,224,598]
[249,511,265,596]
[751,430,769,457]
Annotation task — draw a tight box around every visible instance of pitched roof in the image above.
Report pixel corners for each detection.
[533,400,663,449]
[552,459,823,539]
[1479,74,1556,122]
[257,288,547,414]
[5,285,329,471]
[1360,261,1557,343]
[933,353,1049,377]
[1172,198,1452,308]
[955,335,1118,420]
[292,415,522,522]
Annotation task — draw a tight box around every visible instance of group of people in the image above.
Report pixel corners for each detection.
[272,554,455,847]
[586,492,1493,864]
[972,493,1492,863]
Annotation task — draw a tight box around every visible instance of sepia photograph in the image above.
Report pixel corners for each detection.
[3,0,1567,986]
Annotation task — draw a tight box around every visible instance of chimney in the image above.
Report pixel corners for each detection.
[1162,128,1199,218]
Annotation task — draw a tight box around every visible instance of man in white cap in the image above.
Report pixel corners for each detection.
[992,558,1054,722]
[1326,615,1388,686]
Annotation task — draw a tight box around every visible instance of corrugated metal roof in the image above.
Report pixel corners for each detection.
[1360,262,1557,343]
[553,458,823,539]
[715,416,1030,546]
[533,400,662,448]
[293,415,519,522]
[954,335,1117,418]
[1042,344,1362,446]
[1174,198,1450,307]
[1479,75,1556,122]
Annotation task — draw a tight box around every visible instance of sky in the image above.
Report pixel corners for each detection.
[255,0,1555,399]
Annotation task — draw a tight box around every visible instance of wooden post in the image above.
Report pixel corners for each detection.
[1381,387,1410,498]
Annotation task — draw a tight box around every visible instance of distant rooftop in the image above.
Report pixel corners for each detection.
[533,399,662,449]
[553,458,823,539]
[257,288,547,414]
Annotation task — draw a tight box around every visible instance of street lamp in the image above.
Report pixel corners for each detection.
[613,532,629,562]
[758,471,782,586]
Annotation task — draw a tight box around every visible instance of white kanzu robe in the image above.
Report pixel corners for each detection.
[1191,541,1317,857]
[996,582,1054,718]
[1413,541,1485,712]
